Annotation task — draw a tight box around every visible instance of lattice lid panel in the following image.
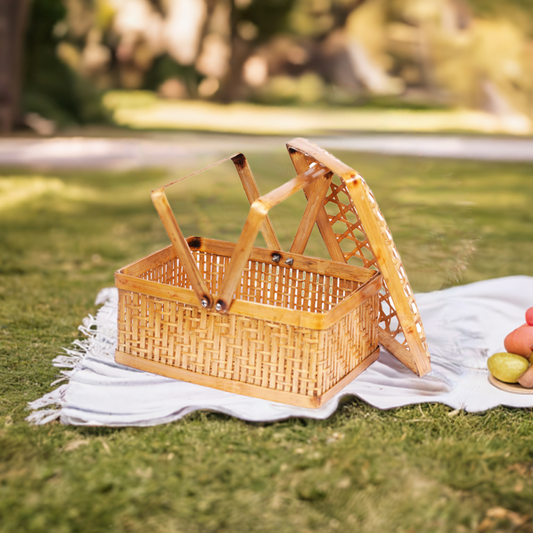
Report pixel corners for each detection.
[286,138,431,376]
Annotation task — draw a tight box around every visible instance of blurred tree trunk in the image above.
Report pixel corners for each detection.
[216,34,250,103]
[216,1,250,104]
[0,0,29,133]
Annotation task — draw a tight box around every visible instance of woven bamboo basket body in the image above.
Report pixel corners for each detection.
[115,138,431,408]
[116,238,382,408]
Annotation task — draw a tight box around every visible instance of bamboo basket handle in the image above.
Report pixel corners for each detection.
[289,170,333,255]
[215,163,329,312]
[152,154,281,310]
[231,154,281,251]
[151,187,214,309]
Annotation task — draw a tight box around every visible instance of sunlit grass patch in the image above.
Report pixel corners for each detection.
[103,90,533,136]
[0,176,102,211]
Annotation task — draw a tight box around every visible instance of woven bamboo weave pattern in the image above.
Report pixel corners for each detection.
[137,251,358,313]
[116,248,379,398]
[321,173,428,353]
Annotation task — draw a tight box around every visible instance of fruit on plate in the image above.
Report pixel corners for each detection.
[526,307,533,327]
[504,324,533,358]
[487,352,529,383]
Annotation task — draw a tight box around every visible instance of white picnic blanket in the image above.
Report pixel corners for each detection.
[27,276,533,426]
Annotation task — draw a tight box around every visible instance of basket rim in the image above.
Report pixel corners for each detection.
[115,239,382,330]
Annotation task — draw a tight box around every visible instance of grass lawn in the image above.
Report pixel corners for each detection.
[103,91,533,136]
[1,141,533,532]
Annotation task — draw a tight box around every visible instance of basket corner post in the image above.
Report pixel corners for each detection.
[414,352,432,377]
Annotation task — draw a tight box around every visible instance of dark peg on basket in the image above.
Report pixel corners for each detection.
[272,253,281,263]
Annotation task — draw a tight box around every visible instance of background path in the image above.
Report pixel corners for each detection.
[1,133,533,169]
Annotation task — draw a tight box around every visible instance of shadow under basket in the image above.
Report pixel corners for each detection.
[115,238,382,409]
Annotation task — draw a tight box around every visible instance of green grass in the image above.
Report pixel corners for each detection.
[102,91,533,136]
[1,145,533,532]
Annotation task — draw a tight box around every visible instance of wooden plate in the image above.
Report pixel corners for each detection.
[488,374,533,394]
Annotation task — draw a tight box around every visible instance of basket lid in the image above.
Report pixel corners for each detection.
[286,138,431,377]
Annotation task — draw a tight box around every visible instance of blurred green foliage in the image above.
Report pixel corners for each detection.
[16,0,533,129]
[235,0,296,42]
[22,0,108,128]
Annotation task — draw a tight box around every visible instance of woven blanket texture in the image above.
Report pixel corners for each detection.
[28,276,533,426]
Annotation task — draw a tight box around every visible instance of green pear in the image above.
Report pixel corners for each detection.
[488,352,529,383]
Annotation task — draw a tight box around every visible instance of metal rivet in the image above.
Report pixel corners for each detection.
[284,258,294,266]
[201,299,208,308]
[215,303,222,312]
[272,254,281,263]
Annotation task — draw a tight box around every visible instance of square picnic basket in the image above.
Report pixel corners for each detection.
[115,138,431,408]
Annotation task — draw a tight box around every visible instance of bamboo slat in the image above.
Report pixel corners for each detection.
[231,153,281,251]
[288,148,346,263]
[290,172,333,255]
[151,188,213,308]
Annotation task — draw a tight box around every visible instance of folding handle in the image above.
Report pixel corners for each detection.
[152,152,328,312]
[215,163,329,312]
[152,187,214,309]
[152,153,283,310]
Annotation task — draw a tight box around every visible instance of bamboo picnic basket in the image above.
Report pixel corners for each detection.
[115,138,431,408]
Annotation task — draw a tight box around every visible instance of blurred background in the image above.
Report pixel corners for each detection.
[2,0,533,136]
